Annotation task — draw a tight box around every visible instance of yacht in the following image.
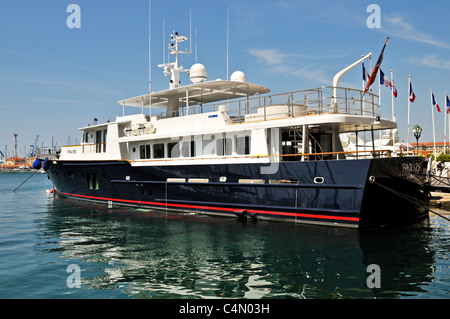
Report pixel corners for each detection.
[40,31,430,228]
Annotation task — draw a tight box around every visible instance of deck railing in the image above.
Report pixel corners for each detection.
[127,149,393,164]
[155,86,380,122]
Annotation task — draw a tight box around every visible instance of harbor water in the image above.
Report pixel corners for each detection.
[0,171,448,300]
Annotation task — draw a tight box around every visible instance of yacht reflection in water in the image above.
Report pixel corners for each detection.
[43,197,435,299]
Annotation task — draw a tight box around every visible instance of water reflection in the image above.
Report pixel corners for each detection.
[40,197,439,299]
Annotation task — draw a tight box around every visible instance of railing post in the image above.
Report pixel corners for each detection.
[372,93,375,116]
[238,101,241,121]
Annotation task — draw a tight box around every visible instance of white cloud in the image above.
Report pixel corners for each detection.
[247,48,290,65]
[384,15,450,49]
[247,48,330,85]
[409,55,450,70]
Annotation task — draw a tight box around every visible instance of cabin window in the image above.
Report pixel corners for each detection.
[281,129,295,155]
[103,130,107,152]
[94,174,99,190]
[202,135,216,156]
[86,173,92,189]
[217,138,232,156]
[86,173,99,190]
[236,136,250,155]
[96,131,102,153]
[181,141,195,157]
[168,142,180,158]
[190,141,196,157]
[140,145,151,159]
[154,143,165,158]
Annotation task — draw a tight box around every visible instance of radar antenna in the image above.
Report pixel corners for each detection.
[158,31,191,89]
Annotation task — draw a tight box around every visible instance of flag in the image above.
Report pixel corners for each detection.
[363,37,389,96]
[380,69,391,87]
[409,82,416,102]
[446,95,450,113]
[362,63,370,81]
[432,92,441,112]
[391,82,397,97]
[380,69,397,97]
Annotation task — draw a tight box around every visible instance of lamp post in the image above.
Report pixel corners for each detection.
[412,124,422,151]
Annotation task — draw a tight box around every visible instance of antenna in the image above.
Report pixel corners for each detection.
[190,9,192,54]
[195,27,198,63]
[227,7,230,80]
[158,30,190,89]
[163,18,165,64]
[148,0,152,93]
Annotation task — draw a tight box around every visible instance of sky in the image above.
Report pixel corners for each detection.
[1,0,449,157]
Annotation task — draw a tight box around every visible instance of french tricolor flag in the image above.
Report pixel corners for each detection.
[409,82,416,103]
[432,92,441,112]
[380,69,391,87]
[362,63,370,82]
[446,95,450,114]
[391,83,397,98]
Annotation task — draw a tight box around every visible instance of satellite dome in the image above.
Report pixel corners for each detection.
[230,71,247,83]
[189,63,207,83]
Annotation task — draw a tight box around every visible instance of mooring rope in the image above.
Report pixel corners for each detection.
[372,180,450,222]
[12,170,39,192]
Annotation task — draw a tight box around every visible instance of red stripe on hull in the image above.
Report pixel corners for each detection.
[59,192,360,223]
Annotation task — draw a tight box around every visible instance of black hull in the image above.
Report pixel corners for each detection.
[46,157,430,228]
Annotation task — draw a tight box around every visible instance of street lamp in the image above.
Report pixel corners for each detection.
[412,124,422,150]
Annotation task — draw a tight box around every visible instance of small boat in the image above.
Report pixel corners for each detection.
[41,29,430,228]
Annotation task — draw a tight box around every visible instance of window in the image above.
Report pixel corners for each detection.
[140,144,151,159]
[86,173,99,190]
[190,141,196,157]
[96,131,102,153]
[203,135,215,156]
[236,136,250,155]
[93,173,99,190]
[217,138,232,156]
[168,142,180,158]
[181,141,196,157]
[86,173,92,189]
[154,143,165,158]
[103,130,107,152]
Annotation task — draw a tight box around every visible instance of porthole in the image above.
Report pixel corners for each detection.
[313,177,324,184]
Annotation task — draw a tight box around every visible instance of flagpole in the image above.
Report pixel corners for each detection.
[407,75,411,152]
[444,91,447,154]
[444,92,447,154]
[431,89,437,159]
[362,37,388,99]
[378,69,381,109]
[362,60,366,152]
[447,92,449,155]
[378,68,382,149]
[390,69,395,122]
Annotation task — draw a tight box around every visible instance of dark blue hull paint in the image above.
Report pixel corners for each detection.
[46,157,430,228]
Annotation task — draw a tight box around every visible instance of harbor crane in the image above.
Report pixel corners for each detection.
[28,135,39,157]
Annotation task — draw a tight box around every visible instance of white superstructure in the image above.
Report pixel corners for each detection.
[59,31,397,166]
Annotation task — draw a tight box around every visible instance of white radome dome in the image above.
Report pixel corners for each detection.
[189,63,207,83]
[230,71,247,83]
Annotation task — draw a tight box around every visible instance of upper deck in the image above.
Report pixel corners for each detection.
[115,84,387,135]
[58,30,396,163]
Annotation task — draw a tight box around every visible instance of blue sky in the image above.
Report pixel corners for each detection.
[1,0,449,157]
